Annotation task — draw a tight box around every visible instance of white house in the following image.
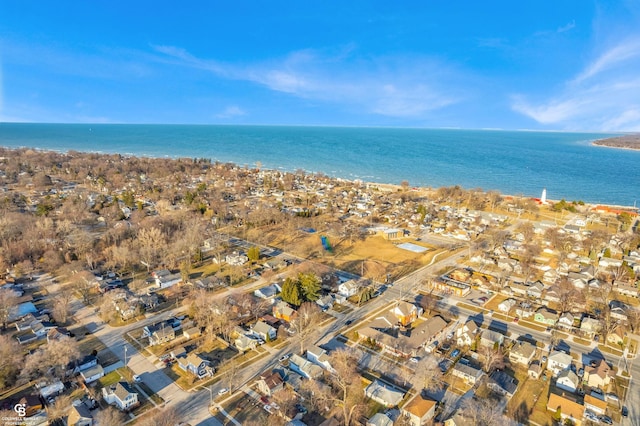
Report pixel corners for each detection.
[338,280,359,298]
[547,351,572,376]
[235,335,258,352]
[80,364,104,384]
[365,380,405,407]
[456,321,478,347]
[498,298,517,313]
[155,272,182,289]
[556,370,580,393]
[558,313,574,328]
[509,341,536,366]
[102,382,139,411]
[253,320,277,341]
[306,345,333,371]
[289,354,323,379]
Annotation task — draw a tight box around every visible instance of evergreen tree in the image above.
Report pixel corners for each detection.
[247,246,260,263]
[281,277,302,306]
[299,272,321,302]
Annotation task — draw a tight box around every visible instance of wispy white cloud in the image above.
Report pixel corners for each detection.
[512,38,640,131]
[154,46,464,118]
[215,105,246,119]
[574,38,640,83]
[557,20,576,33]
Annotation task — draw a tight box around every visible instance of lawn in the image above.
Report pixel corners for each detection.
[485,294,508,311]
[517,319,546,333]
[456,302,482,313]
[214,392,272,425]
[73,325,108,354]
[98,371,121,388]
[507,375,551,426]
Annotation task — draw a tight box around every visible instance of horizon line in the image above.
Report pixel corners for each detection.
[0,121,632,135]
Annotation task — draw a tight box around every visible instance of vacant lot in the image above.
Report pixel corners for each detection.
[214,392,272,425]
[507,375,551,426]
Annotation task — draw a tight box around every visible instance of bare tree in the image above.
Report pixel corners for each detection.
[46,395,72,424]
[21,336,80,382]
[0,288,18,330]
[460,396,504,426]
[479,345,505,373]
[137,406,181,426]
[417,356,444,393]
[300,348,365,426]
[271,386,299,419]
[418,289,439,316]
[220,358,242,394]
[70,270,96,304]
[94,406,124,426]
[137,226,165,271]
[52,287,74,324]
[0,334,22,390]
[290,302,322,354]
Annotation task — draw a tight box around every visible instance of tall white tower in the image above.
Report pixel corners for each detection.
[541,188,547,204]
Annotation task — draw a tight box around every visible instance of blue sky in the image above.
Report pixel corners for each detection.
[1,1,640,130]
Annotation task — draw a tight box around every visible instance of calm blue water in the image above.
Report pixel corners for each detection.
[0,123,638,206]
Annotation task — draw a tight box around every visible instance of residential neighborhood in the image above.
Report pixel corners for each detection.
[0,148,638,426]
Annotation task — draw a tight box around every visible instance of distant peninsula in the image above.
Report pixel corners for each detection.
[593,134,640,150]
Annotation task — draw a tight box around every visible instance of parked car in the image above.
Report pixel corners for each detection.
[218,388,229,395]
[133,375,141,383]
[622,406,628,417]
[513,317,519,323]
[578,368,584,377]
[450,349,460,358]
[409,357,420,363]
[279,354,290,362]
[584,410,598,422]
[598,415,613,425]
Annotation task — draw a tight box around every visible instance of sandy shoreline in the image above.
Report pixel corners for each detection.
[592,134,640,151]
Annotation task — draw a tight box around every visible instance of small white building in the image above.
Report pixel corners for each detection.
[102,382,139,411]
[80,364,104,384]
[547,351,572,376]
[338,280,359,298]
[556,370,580,393]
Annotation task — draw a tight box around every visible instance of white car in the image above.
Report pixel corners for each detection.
[218,388,229,395]
[133,375,141,383]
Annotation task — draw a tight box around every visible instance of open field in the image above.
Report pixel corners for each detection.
[244,221,445,280]
[507,375,551,426]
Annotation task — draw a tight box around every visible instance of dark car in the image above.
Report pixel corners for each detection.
[345,319,353,325]
[598,415,613,425]
[621,406,628,417]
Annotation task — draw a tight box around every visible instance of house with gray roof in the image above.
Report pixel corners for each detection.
[487,370,518,398]
[253,320,277,341]
[364,380,405,407]
[509,341,536,366]
[451,363,483,385]
[102,382,139,411]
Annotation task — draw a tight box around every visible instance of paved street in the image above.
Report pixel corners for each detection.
[55,232,639,425]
